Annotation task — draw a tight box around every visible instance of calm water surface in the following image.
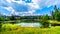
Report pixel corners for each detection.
[18,23,42,27]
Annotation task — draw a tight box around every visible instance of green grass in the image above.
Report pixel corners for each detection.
[48,20,60,24]
[0,24,60,34]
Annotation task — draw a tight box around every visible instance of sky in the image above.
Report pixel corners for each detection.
[0,0,60,16]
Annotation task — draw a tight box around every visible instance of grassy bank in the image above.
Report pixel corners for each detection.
[0,24,60,34]
[1,27,60,34]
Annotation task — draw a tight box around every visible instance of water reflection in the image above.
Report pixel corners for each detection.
[18,23,42,27]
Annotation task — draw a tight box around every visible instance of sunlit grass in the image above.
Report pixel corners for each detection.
[1,24,60,34]
[48,20,60,24]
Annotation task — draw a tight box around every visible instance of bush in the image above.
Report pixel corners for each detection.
[0,22,2,31]
[2,24,21,31]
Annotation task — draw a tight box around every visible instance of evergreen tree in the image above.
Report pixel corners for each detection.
[53,5,60,21]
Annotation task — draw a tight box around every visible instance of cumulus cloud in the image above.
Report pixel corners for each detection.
[45,0,60,7]
[0,0,60,16]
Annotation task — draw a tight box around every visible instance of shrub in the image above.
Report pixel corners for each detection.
[2,24,21,31]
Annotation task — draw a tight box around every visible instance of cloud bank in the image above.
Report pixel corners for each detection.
[0,0,60,16]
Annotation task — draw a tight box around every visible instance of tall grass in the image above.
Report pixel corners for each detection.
[2,24,21,31]
[0,24,60,34]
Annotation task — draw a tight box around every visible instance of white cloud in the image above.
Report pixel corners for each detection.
[4,7,13,11]
[0,0,60,16]
[6,0,12,3]
[32,0,60,7]
[3,7,17,16]
[2,13,11,16]
[45,0,60,7]
[27,3,40,9]
[3,13,7,16]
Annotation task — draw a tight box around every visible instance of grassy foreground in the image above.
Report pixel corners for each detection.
[0,24,60,34]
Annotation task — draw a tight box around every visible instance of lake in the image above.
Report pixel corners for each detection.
[17,22,51,27]
[18,23,42,27]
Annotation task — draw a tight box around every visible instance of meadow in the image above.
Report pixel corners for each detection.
[0,24,60,34]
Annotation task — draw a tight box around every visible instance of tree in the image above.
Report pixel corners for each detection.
[0,21,2,31]
[40,15,50,28]
[53,5,60,21]
[5,18,10,21]
[10,14,16,20]
[0,16,5,21]
[50,11,54,20]
[10,14,16,24]
[0,12,4,31]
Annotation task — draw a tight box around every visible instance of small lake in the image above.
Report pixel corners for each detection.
[18,23,42,27]
[17,22,51,27]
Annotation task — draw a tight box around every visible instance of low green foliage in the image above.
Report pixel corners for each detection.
[2,24,21,31]
[1,24,60,34]
[0,22,2,31]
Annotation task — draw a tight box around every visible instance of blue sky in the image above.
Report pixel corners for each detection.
[0,0,60,16]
